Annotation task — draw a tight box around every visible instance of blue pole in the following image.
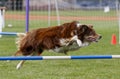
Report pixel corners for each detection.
[0,32,17,35]
[0,55,117,61]
[0,56,43,60]
[26,0,29,32]
[71,55,112,59]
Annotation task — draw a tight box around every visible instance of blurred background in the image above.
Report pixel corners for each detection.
[0,0,119,54]
[0,0,117,10]
[0,1,120,79]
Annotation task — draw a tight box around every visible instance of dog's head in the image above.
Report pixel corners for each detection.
[61,21,102,43]
[77,24,102,43]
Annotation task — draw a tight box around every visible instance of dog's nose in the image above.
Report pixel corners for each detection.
[99,35,102,39]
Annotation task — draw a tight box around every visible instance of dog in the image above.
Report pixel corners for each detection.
[14,21,102,69]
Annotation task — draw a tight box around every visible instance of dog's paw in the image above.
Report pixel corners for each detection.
[16,63,22,70]
[76,39,82,47]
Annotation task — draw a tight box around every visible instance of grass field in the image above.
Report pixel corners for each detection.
[0,10,120,79]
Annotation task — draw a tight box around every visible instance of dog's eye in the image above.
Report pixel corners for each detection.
[89,32,93,35]
[89,31,96,36]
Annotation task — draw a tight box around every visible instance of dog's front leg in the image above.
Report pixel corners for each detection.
[76,39,82,47]
[70,35,82,47]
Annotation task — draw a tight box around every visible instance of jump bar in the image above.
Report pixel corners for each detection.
[0,32,25,36]
[0,32,17,35]
[0,55,120,61]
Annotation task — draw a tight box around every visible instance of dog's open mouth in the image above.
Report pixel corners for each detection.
[86,36,102,42]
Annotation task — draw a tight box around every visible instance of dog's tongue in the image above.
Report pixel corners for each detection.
[88,37,97,42]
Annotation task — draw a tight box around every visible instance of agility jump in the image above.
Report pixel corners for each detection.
[0,55,120,61]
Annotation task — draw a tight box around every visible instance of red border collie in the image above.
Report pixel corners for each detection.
[15,21,102,69]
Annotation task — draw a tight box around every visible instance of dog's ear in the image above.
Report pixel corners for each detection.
[79,25,89,33]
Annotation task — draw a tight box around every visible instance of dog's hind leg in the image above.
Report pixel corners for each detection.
[14,50,25,70]
[16,60,25,70]
[37,48,43,56]
[16,52,35,70]
[16,48,43,70]
[14,50,22,56]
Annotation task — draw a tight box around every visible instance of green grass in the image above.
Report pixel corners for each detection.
[0,10,120,79]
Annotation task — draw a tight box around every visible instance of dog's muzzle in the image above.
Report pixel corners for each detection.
[99,35,102,40]
[86,35,102,42]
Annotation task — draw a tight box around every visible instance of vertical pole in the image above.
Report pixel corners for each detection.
[48,0,51,27]
[26,0,29,32]
[0,9,2,38]
[118,2,120,44]
[2,8,5,28]
[54,0,60,25]
[116,0,120,44]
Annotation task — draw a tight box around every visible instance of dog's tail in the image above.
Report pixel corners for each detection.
[16,33,26,50]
